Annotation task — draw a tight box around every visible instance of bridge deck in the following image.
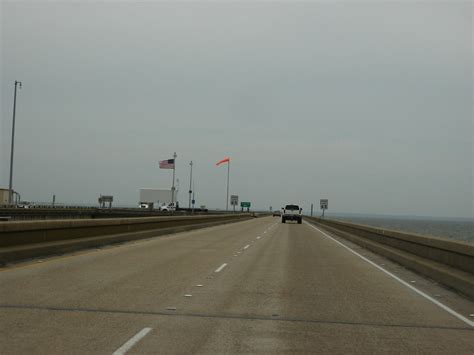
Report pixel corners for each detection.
[1,216,472,353]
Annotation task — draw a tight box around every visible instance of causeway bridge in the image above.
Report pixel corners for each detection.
[1,214,473,353]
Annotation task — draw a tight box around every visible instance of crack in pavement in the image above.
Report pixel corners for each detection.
[1,304,472,332]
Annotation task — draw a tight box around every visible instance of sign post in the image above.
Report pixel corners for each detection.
[241,201,251,212]
[230,195,239,212]
[320,199,328,217]
[98,195,114,209]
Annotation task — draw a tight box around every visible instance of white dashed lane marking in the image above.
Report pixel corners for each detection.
[113,327,152,355]
[215,263,228,273]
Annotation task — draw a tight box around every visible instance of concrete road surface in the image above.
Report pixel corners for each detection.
[1,217,473,354]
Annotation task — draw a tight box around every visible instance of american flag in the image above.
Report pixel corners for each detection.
[159,159,175,169]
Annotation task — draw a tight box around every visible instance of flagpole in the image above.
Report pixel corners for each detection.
[171,152,177,204]
[226,160,230,211]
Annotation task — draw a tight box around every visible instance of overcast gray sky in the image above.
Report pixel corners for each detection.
[1,1,472,218]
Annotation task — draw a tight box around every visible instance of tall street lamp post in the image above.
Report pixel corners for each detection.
[8,80,22,205]
[188,161,193,209]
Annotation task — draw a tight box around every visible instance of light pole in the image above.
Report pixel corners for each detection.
[192,180,195,213]
[188,161,193,209]
[8,80,22,205]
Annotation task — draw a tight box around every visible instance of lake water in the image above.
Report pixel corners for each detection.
[325,216,474,244]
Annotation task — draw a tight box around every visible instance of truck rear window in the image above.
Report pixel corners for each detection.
[285,205,300,210]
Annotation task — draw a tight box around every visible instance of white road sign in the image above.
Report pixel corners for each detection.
[320,199,328,210]
[230,195,239,206]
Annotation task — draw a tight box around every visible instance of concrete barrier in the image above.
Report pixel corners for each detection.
[0,214,252,264]
[0,207,207,220]
[305,217,474,299]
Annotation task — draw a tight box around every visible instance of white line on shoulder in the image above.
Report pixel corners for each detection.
[304,221,474,328]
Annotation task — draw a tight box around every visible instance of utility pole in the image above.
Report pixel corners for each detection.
[8,81,22,205]
[188,161,193,209]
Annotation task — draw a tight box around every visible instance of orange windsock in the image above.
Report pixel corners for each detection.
[216,157,230,166]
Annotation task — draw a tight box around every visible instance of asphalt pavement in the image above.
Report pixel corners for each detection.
[1,216,473,354]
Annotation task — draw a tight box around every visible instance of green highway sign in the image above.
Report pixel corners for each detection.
[240,202,251,208]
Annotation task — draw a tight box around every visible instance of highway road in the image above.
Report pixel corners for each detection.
[1,216,473,353]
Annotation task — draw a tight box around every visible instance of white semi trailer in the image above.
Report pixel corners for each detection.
[139,189,173,209]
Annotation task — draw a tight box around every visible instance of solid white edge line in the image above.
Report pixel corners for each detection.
[303,221,474,328]
[113,327,152,355]
[244,244,250,250]
[215,263,228,273]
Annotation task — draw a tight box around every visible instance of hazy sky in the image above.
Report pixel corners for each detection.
[1,1,472,218]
